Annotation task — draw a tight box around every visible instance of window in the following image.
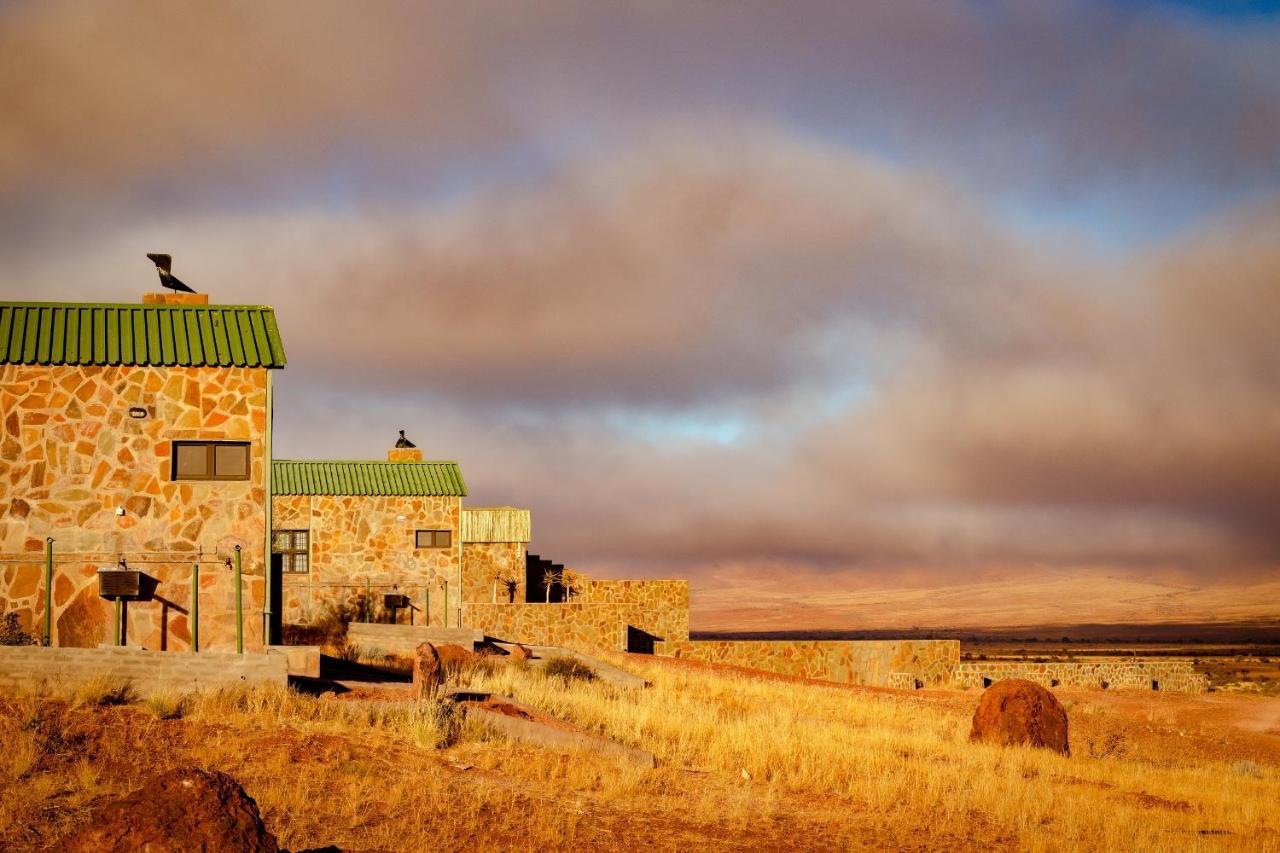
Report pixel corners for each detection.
[171,441,251,481]
[415,529,452,549]
[272,530,309,573]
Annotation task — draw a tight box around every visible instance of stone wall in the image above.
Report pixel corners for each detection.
[954,660,1208,693]
[654,640,961,688]
[464,579,690,654]
[461,541,526,603]
[0,364,270,651]
[273,493,460,628]
[0,645,287,697]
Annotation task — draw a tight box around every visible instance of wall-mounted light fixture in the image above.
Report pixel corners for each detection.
[128,407,148,419]
[115,506,126,517]
[396,514,408,521]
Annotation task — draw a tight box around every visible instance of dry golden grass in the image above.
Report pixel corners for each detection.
[0,659,1277,851]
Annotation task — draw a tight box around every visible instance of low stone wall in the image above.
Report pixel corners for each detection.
[464,580,689,655]
[955,660,1208,693]
[654,640,961,688]
[0,645,288,697]
[346,622,483,654]
[463,602,630,653]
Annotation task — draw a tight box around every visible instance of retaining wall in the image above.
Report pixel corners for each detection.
[654,639,961,688]
[955,660,1208,693]
[0,645,288,696]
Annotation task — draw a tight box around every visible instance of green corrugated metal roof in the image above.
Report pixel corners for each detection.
[0,302,286,368]
[273,460,467,497]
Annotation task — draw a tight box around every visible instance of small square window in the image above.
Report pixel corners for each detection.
[273,529,309,573]
[214,443,250,478]
[415,529,451,549]
[174,443,210,479]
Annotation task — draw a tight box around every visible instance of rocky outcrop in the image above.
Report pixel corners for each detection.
[969,679,1069,755]
[61,767,278,852]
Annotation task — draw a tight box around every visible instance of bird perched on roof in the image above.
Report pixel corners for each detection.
[146,253,196,294]
[395,430,417,448]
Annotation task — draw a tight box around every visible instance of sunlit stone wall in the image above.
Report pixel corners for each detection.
[954,660,1208,693]
[463,580,690,653]
[0,364,270,650]
[653,639,961,687]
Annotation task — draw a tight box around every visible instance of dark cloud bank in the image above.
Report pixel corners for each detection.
[2,2,1278,599]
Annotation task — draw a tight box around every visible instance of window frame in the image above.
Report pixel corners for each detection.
[272,529,310,574]
[171,440,252,481]
[415,529,452,549]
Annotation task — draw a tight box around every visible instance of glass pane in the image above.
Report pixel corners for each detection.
[294,530,309,550]
[272,531,290,552]
[174,443,209,479]
[293,553,308,574]
[434,530,452,548]
[415,531,430,548]
[214,443,250,478]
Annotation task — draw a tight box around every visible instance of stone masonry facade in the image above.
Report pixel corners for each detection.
[954,660,1208,693]
[274,492,461,627]
[655,639,961,687]
[463,579,690,654]
[1,362,270,651]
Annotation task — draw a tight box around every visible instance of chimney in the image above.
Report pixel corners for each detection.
[388,429,422,462]
[143,292,208,305]
[388,446,423,462]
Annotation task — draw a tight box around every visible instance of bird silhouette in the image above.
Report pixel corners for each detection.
[395,430,417,448]
[146,253,196,294]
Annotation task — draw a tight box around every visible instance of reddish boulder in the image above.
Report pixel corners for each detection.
[412,641,443,699]
[970,679,1070,755]
[61,767,278,852]
[508,643,533,662]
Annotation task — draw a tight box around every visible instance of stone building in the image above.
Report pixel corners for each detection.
[2,288,691,657]
[0,293,285,651]
[271,446,467,629]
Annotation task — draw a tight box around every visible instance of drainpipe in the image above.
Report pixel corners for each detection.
[42,538,53,646]
[191,562,199,652]
[262,370,274,645]
[455,499,463,630]
[442,579,449,629]
[114,598,123,646]
[234,545,243,654]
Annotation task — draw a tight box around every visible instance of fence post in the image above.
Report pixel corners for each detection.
[191,562,200,652]
[234,545,243,654]
[43,537,53,646]
[424,586,430,627]
[443,580,449,629]
[364,578,371,622]
[113,599,122,646]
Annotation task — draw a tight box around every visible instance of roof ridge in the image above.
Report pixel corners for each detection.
[0,301,279,310]
[274,459,461,465]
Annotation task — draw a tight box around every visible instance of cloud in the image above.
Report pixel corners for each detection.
[2,3,1279,609]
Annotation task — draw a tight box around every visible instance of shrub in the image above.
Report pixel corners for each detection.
[144,691,189,720]
[542,656,596,684]
[71,676,135,708]
[0,612,37,646]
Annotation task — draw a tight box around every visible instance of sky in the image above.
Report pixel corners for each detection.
[2,1,1278,617]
